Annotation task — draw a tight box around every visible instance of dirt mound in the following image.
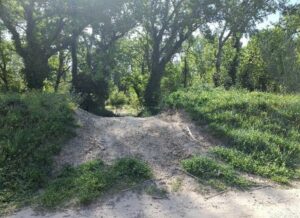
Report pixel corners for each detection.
[54,109,216,177]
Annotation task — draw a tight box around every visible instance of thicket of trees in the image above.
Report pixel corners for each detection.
[0,0,299,114]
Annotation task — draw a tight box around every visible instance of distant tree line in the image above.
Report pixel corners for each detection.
[0,0,299,114]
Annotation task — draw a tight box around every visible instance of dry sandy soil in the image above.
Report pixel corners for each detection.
[7,110,300,218]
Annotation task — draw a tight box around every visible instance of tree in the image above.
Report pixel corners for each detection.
[0,23,23,91]
[0,1,70,89]
[238,37,268,91]
[47,50,71,92]
[0,0,108,90]
[141,0,215,111]
[184,36,216,84]
[211,0,277,87]
[113,36,150,105]
[73,0,138,113]
[0,24,10,91]
[239,23,300,92]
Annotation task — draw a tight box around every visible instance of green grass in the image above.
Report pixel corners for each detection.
[0,92,76,214]
[211,147,292,183]
[145,184,168,198]
[166,86,300,182]
[182,156,252,191]
[38,158,152,208]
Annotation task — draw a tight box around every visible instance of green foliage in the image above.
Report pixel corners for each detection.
[185,37,216,84]
[239,26,300,92]
[182,156,252,191]
[39,158,152,208]
[109,89,128,109]
[161,62,183,95]
[0,34,24,92]
[166,87,300,181]
[0,92,76,208]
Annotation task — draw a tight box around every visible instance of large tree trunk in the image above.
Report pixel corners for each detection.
[0,57,10,91]
[54,51,65,92]
[228,34,242,86]
[97,68,110,110]
[144,64,164,112]
[182,57,189,88]
[23,53,50,89]
[0,71,9,91]
[71,34,78,91]
[213,43,223,87]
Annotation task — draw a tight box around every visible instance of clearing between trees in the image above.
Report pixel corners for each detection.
[8,109,300,218]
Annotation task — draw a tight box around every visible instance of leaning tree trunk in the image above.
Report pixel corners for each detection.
[144,64,164,113]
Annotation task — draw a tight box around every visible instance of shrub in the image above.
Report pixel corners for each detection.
[109,90,128,110]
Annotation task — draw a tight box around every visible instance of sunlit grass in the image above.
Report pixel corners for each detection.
[166,86,300,182]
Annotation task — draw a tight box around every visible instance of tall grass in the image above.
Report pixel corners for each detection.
[166,86,300,182]
[0,92,76,209]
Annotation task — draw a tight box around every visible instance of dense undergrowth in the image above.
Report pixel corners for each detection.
[166,86,300,183]
[0,92,76,213]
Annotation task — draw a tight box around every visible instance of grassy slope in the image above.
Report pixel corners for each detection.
[0,92,76,213]
[0,93,153,214]
[166,86,300,183]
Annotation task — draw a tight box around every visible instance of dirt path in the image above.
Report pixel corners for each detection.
[8,110,300,218]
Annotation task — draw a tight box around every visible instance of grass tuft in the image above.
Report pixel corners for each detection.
[39,158,152,208]
[182,156,252,191]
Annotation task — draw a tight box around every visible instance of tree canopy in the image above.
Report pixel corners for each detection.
[0,0,299,114]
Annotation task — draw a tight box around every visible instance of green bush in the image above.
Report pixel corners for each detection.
[109,90,128,109]
[0,92,76,202]
[166,86,300,181]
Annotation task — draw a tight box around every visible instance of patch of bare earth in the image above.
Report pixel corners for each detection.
[8,109,300,218]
